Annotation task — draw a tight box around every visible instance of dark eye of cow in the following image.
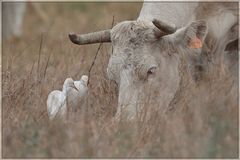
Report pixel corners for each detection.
[147,66,157,77]
[147,70,154,74]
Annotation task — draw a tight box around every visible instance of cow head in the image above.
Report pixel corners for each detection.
[69,19,208,120]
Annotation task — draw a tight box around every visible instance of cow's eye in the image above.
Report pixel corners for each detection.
[147,66,157,78]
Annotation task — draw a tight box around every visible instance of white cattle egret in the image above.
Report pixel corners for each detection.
[47,78,78,120]
[74,75,88,91]
[67,75,89,111]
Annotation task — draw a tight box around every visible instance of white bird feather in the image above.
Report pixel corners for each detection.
[47,78,77,120]
[67,75,89,111]
[47,90,66,120]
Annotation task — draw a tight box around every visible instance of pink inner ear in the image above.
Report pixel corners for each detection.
[189,37,202,49]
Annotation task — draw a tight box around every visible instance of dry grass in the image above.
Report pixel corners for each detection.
[2,2,238,158]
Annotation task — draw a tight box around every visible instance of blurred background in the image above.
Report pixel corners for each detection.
[2,2,238,159]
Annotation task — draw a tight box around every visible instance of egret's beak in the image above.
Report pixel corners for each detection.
[71,83,79,91]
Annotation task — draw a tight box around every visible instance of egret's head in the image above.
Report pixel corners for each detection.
[63,78,78,92]
[81,75,89,86]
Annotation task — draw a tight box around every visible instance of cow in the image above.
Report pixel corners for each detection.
[69,2,238,120]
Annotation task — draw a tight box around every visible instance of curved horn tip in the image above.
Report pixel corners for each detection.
[152,19,177,34]
[152,18,176,28]
[68,32,80,44]
[152,19,162,26]
[152,19,158,24]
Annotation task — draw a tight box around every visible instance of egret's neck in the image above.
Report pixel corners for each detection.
[62,85,67,95]
[80,80,87,87]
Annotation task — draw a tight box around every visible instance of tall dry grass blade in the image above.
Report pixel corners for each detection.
[87,16,115,85]
[87,43,102,85]
[111,15,115,28]
[43,52,51,79]
[29,61,35,78]
[37,33,43,78]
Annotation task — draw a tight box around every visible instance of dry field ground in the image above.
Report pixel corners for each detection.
[2,2,239,158]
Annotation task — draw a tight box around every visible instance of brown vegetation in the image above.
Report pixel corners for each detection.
[2,2,238,158]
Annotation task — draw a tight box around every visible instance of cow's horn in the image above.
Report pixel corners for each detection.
[69,29,111,45]
[152,19,177,35]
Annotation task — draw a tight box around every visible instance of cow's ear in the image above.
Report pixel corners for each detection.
[171,20,208,49]
[183,20,208,49]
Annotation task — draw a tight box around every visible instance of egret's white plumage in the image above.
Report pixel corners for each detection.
[47,78,77,120]
[74,75,88,92]
[67,75,89,111]
[47,90,66,120]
